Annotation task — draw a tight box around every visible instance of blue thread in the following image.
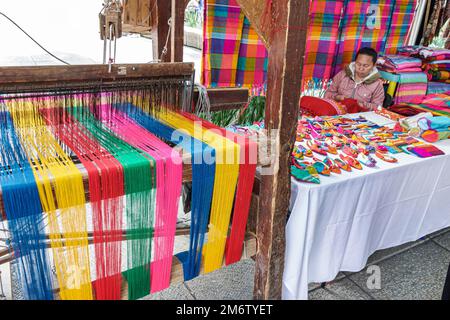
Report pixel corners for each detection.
[114,104,216,280]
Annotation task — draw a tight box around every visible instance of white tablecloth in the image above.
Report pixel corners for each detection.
[282,112,450,300]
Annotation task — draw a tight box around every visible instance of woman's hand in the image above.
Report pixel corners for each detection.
[335,94,345,102]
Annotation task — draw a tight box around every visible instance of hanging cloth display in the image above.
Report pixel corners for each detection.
[202,0,268,89]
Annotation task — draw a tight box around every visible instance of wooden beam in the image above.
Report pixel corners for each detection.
[236,0,309,299]
[0,63,194,85]
[192,87,249,111]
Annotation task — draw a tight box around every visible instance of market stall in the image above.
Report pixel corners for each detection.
[283,111,450,299]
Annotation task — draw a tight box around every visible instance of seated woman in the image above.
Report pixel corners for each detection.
[324,47,385,113]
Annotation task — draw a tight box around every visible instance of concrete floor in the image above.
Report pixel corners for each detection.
[141,227,450,300]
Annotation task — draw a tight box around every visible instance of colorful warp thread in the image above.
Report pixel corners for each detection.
[181,112,257,265]
[155,111,240,273]
[115,103,215,281]
[39,97,125,300]
[98,105,183,293]
[0,110,54,300]
[6,98,93,300]
[69,106,155,300]
[202,0,267,88]
[380,70,428,104]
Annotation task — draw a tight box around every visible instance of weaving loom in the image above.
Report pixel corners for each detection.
[0,63,256,300]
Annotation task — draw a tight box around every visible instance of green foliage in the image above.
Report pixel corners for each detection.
[185,1,203,29]
[205,95,266,128]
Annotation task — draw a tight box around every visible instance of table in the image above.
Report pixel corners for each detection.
[282,112,450,300]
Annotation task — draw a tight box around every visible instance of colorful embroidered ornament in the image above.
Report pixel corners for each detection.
[333,158,352,172]
[306,140,328,156]
[375,151,398,163]
[323,157,342,174]
[340,154,363,170]
[291,165,321,184]
[356,153,377,168]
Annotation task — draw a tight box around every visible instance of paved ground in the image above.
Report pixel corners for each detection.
[141,227,450,300]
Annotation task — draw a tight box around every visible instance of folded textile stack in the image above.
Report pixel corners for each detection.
[380,70,428,104]
[389,92,450,117]
[427,81,450,94]
[424,61,450,82]
[418,48,450,62]
[415,48,450,83]
[399,113,450,143]
[377,55,423,73]
[396,45,425,57]
[418,116,450,142]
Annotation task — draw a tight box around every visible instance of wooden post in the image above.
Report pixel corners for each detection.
[151,0,171,62]
[236,0,309,299]
[170,0,190,62]
[151,0,189,62]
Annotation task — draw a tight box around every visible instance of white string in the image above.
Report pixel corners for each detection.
[194,83,212,121]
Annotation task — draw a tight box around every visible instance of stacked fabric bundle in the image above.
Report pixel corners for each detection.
[427,81,450,94]
[399,112,450,142]
[423,61,450,83]
[377,55,423,73]
[396,45,425,57]
[379,69,428,104]
[419,48,450,62]
[396,46,450,94]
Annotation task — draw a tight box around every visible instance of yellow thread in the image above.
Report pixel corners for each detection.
[6,99,93,300]
[156,110,240,273]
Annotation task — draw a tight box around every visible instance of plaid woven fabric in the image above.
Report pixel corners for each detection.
[236,16,268,88]
[332,0,370,75]
[384,0,417,54]
[302,0,345,83]
[360,0,396,52]
[202,0,268,89]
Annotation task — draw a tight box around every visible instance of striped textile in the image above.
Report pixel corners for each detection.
[396,45,425,56]
[377,54,422,72]
[202,0,268,89]
[427,81,450,94]
[302,0,345,82]
[419,47,450,61]
[384,0,417,54]
[390,91,450,117]
[428,70,450,82]
[395,72,428,103]
[332,0,370,75]
[390,101,450,117]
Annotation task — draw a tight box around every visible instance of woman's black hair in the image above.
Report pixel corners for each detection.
[356,47,378,64]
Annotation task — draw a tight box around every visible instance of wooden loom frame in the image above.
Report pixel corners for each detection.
[0,62,257,299]
[0,0,310,300]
